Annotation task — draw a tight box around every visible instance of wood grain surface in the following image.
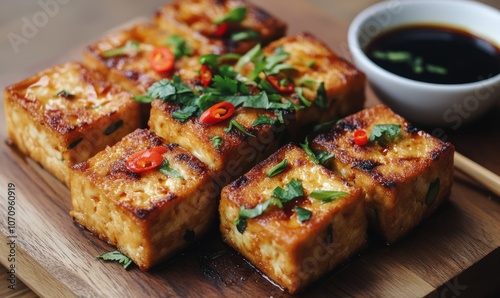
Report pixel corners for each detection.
[1,0,500,297]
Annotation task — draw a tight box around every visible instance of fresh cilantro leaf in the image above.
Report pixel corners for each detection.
[252,115,277,126]
[276,110,284,124]
[300,137,319,164]
[148,76,198,106]
[266,158,288,178]
[231,30,260,42]
[265,46,290,70]
[295,87,312,107]
[218,64,238,78]
[210,136,223,147]
[273,178,304,203]
[133,94,155,103]
[295,206,312,222]
[166,35,193,59]
[224,120,255,137]
[236,43,262,71]
[314,82,328,109]
[56,89,75,99]
[97,250,132,269]
[235,197,282,233]
[369,124,401,143]
[212,75,239,94]
[102,41,140,58]
[314,150,334,165]
[310,190,349,203]
[199,54,219,68]
[172,105,198,122]
[214,7,247,24]
[299,78,319,89]
[158,159,184,179]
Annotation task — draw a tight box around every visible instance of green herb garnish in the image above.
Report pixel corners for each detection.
[214,7,247,24]
[235,197,282,233]
[314,82,328,109]
[210,136,223,147]
[224,119,255,137]
[166,35,193,59]
[97,250,132,269]
[67,138,83,150]
[172,106,198,122]
[266,158,288,178]
[133,94,155,103]
[56,89,75,99]
[310,190,349,203]
[295,206,312,222]
[425,178,440,206]
[102,41,140,58]
[273,178,304,203]
[252,114,277,126]
[295,87,312,107]
[372,51,448,76]
[104,120,123,135]
[314,150,334,166]
[158,159,184,179]
[231,30,260,42]
[300,137,319,164]
[369,124,401,143]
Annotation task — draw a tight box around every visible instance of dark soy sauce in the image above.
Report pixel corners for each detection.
[365,24,500,84]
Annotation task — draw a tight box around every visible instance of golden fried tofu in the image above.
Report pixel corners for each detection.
[220,143,367,293]
[261,33,365,133]
[312,105,454,243]
[4,62,141,186]
[84,22,209,95]
[70,129,216,270]
[149,99,287,185]
[153,0,287,54]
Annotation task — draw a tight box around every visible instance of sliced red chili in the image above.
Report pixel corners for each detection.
[200,65,213,88]
[267,75,295,94]
[126,146,168,173]
[199,102,235,125]
[215,22,229,37]
[148,47,175,73]
[353,129,368,146]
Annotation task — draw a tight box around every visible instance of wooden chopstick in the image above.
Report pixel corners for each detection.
[454,152,500,197]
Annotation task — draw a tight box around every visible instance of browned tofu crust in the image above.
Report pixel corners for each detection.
[312,105,455,243]
[220,143,367,293]
[84,22,207,95]
[149,99,289,181]
[154,0,287,54]
[4,62,141,186]
[70,129,216,270]
[240,32,366,136]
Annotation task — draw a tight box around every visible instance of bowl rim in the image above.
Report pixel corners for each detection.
[347,0,500,92]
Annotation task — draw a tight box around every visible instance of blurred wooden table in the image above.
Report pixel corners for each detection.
[1,0,499,297]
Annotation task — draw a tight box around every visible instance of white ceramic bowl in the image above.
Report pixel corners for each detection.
[348,0,500,127]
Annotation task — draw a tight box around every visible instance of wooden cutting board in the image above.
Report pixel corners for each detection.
[1,0,499,297]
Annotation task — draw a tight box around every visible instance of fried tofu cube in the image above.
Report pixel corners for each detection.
[149,99,288,183]
[84,22,209,95]
[261,33,366,132]
[70,129,216,270]
[219,143,367,293]
[4,62,141,186]
[312,105,454,243]
[153,0,287,54]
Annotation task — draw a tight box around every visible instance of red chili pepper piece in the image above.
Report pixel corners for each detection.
[267,75,295,94]
[200,65,213,88]
[126,146,168,173]
[148,47,175,73]
[353,129,368,146]
[215,22,229,37]
[199,102,235,125]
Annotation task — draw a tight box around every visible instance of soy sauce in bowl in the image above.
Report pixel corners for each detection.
[365,24,500,85]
